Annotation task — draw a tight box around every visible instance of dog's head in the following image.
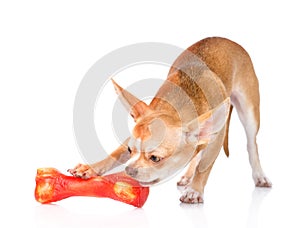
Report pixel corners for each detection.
[112,79,230,186]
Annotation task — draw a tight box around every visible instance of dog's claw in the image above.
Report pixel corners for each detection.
[180,187,203,204]
[255,177,272,188]
[68,164,98,179]
[67,169,75,175]
[253,174,272,188]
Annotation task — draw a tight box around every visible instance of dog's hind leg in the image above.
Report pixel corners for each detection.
[231,70,271,187]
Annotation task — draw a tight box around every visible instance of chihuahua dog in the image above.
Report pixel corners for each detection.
[69,37,271,203]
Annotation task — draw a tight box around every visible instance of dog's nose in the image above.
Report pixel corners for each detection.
[125,166,138,177]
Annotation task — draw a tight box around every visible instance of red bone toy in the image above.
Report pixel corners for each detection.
[35,168,149,208]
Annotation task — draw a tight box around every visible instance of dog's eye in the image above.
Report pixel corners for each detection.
[127,146,132,154]
[149,155,161,163]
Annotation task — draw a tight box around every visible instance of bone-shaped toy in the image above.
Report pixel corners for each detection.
[35,168,149,207]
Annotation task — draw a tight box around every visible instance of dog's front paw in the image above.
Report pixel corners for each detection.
[180,187,203,204]
[68,164,98,179]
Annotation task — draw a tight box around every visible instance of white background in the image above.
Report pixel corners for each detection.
[1,1,300,227]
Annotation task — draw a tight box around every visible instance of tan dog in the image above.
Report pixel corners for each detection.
[69,37,271,203]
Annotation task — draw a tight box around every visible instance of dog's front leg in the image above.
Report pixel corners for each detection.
[180,130,225,203]
[177,145,206,187]
[180,161,215,203]
[68,139,130,179]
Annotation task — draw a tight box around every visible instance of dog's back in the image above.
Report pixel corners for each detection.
[152,37,257,122]
[171,37,257,98]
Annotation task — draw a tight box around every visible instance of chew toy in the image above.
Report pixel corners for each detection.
[35,168,149,207]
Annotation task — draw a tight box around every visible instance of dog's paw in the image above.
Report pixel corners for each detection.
[180,187,203,204]
[67,164,98,179]
[177,176,191,187]
[253,173,272,188]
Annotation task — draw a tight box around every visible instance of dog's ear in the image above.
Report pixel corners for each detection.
[184,98,231,145]
[112,79,150,122]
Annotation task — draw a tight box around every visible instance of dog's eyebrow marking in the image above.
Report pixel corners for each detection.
[144,146,156,153]
[143,142,162,153]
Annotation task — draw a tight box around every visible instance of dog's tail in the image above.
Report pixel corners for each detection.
[223,104,233,157]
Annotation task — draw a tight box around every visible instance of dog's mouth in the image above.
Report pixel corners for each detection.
[139,178,160,186]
